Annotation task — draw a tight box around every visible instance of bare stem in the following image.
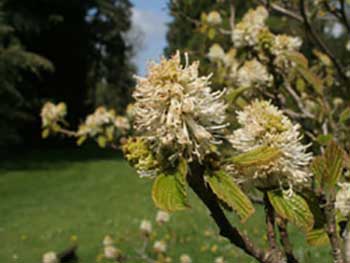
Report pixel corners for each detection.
[187,164,282,263]
[256,0,303,22]
[299,0,348,81]
[264,193,278,250]
[324,196,345,263]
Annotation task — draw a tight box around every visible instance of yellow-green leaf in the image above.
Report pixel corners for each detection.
[316,134,333,145]
[77,136,87,146]
[42,128,50,139]
[97,135,107,148]
[208,28,216,39]
[268,191,314,232]
[230,146,280,167]
[311,141,344,191]
[306,229,329,246]
[205,170,255,222]
[152,173,189,212]
[339,108,350,124]
[284,51,309,68]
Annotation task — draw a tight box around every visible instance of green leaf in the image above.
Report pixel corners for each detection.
[306,229,329,246]
[226,86,250,104]
[208,28,216,39]
[152,173,189,212]
[268,191,314,232]
[77,136,87,146]
[205,170,255,222]
[177,157,188,186]
[97,135,107,148]
[284,51,309,68]
[339,108,350,124]
[316,134,333,145]
[311,141,344,190]
[230,146,280,167]
[298,67,323,95]
[42,128,49,139]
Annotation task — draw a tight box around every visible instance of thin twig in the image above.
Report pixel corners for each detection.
[256,0,303,22]
[323,195,345,263]
[187,163,278,263]
[264,193,278,250]
[299,0,348,82]
[340,0,350,34]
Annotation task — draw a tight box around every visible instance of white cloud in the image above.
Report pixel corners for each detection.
[130,8,170,75]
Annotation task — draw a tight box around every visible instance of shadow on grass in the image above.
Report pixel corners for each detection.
[0,143,123,172]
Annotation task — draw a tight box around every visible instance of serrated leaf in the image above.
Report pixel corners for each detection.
[42,128,49,139]
[311,142,344,190]
[152,173,189,212]
[230,146,280,167]
[306,228,329,246]
[97,135,107,148]
[268,191,314,232]
[339,108,350,124]
[205,170,255,222]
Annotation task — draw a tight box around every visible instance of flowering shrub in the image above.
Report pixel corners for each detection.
[41,2,350,263]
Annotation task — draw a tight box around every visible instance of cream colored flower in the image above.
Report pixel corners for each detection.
[42,252,58,263]
[140,219,152,235]
[41,102,66,127]
[208,43,225,62]
[180,254,192,263]
[103,235,114,246]
[104,245,120,259]
[207,11,222,25]
[156,210,170,224]
[272,35,302,56]
[336,183,350,216]
[232,6,268,48]
[114,116,130,132]
[214,256,225,263]
[153,240,167,253]
[236,59,273,88]
[227,100,312,186]
[133,52,227,162]
[77,107,129,137]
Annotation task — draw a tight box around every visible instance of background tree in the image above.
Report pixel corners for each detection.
[1,0,135,147]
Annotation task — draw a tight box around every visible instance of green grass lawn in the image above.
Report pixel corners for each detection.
[0,147,331,262]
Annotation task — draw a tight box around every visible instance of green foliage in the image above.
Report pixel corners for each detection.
[152,173,189,212]
[306,228,329,246]
[311,142,345,192]
[268,190,314,232]
[205,170,255,222]
[229,146,281,167]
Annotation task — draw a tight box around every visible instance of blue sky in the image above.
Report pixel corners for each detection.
[129,0,171,75]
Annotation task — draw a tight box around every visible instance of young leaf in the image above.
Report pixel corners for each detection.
[230,146,280,167]
[76,136,87,146]
[306,228,329,246]
[339,108,350,124]
[42,128,50,139]
[268,190,314,232]
[97,135,107,148]
[205,170,255,222]
[152,173,189,212]
[311,141,344,191]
